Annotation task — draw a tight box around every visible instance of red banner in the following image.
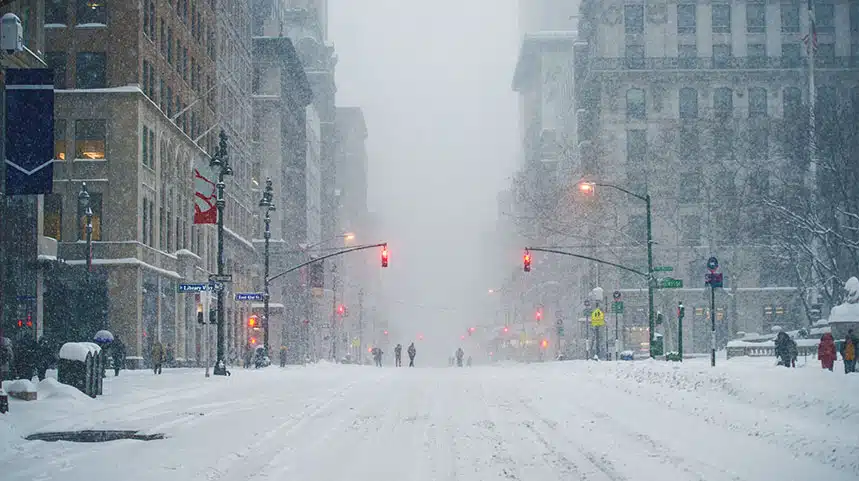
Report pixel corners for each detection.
[193,166,217,224]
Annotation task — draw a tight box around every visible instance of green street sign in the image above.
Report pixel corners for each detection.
[557,326,564,335]
[612,301,624,313]
[654,266,674,272]
[657,278,684,289]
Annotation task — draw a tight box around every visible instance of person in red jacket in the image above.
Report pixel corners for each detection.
[818,333,837,371]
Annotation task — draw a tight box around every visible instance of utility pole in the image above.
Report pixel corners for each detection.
[357,288,364,364]
[677,301,685,362]
[211,130,231,376]
[330,263,337,361]
[645,193,655,359]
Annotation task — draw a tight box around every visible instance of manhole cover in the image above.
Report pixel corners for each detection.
[26,430,165,442]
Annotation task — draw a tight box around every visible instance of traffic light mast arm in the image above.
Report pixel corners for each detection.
[267,242,388,284]
[525,247,648,278]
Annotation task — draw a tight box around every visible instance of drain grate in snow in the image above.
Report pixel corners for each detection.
[25,430,165,442]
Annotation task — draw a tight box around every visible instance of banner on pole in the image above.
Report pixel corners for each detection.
[193,161,217,224]
[5,69,54,195]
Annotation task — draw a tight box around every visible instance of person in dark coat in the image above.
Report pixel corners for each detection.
[774,332,792,367]
[840,329,858,374]
[818,333,837,371]
[112,337,126,376]
[394,344,402,367]
[407,342,416,367]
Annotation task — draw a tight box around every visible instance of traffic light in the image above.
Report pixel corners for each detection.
[383,330,389,336]
[468,327,476,336]
[523,250,531,272]
[197,304,204,324]
[579,182,595,196]
[541,339,549,349]
[309,262,325,288]
[677,302,685,319]
[249,336,258,347]
[502,326,509,333]
[248,314,259,329]
[381,246,389,268]
[337,305,345,316]
[535,309,542,321]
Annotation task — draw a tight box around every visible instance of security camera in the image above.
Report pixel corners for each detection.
[1,13,23,54]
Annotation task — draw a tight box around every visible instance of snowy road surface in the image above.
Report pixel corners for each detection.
[2,359,858,481]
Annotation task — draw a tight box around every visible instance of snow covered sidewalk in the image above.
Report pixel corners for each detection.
[1,358,857,480]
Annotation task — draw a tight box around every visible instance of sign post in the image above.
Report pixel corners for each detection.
[705,256,721,367]
[612,291,621,361]
[591,308,605,359]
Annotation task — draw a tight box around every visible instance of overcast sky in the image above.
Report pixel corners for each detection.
[329,0,520,354]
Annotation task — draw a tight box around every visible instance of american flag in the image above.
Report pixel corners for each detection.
[802,0,818,52]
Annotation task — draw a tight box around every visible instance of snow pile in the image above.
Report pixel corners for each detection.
[37,378,90,401]
[59,342,101,362]
[0,416,22,456]
[1,379,36,393]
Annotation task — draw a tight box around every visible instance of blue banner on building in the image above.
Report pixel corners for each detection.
[5,69,54,195]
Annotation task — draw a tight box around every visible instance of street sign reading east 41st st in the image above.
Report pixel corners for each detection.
[657,277,684,289]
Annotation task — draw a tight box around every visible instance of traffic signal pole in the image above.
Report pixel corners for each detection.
[267,243,389,284]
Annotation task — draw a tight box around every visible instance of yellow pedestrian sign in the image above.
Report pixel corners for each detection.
[590,308,605,327]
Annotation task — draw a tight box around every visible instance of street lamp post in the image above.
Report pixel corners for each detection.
[78,182,93,272]
[579,181,656,359]
[211,130,232,376]
[259,178,275,355]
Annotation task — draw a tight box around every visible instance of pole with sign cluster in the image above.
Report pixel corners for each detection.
[613,290,622,360]
[677,301,685,362]
[211,130,232,376]
[705,256,723,367]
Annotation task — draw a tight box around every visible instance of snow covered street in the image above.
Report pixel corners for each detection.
[2,359,858,481]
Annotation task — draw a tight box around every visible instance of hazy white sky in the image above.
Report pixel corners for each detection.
[329,0,520,350]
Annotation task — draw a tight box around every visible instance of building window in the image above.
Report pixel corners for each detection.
[148,0,156,38]
[626,129,647,165]
[54,119,66,160]
[677,4,696,34]
[678,44,697,68]
[677,126,699,163]
[46,0,67,24]
[713,126,735,160]
[712,4,731,33]
[747,43,766,68]
[142,126,155,168]
[46,52,67,89]
[851,2,859,32]
[142,59,151,98]
[143,199,150,245]
[783,87,802,118]
[781,43,801,68]
[679,87,698,119]
[161,19,167,55]
[626,88,646,120]
[746,3,765,33]
[781,3,800,33]
[713,44,731,68]
[817,86,837,112]
[681,215,701,245]
[624,4,644,34]
[625,44,645,69]
[143,0,152,38]
[78,192,102,241]
[43,194,63,241]
[678,171,700,202]
[816,3,835,34]
[75,119,106,159]
[167,27,173,64]
[748,128,769,160]
[166,85,173,117]
[749,87,768,118]
[714,87,733,117]
[816,42,835,61]
[77,0,107,25]
[75,52,106,89]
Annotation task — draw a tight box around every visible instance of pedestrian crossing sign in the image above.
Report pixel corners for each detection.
[591,308,606,327]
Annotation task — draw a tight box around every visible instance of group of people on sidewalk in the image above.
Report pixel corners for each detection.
[816,329,858,373]
[373,342,417,367]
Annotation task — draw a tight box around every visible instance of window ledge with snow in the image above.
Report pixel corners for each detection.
[75,23,107,29]
[44,23,67,29]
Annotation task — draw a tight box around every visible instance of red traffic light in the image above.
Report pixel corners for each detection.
[384,330,389,336]
[249,337,258,345]
[247,315,259,328]
[502,326,509,333]
[535,310,542,321]
[523,250,531,272]
[381,246,389,268]
[541,339,549,349]
[337,305,346,316]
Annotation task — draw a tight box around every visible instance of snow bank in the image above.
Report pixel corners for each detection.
[830,302,859,323]
[59,342,101,362]
[37,378,90,401]
[1,379,36,393]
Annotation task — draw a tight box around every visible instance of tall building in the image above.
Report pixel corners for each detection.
[251,0,338,362]
[570,0,859,353]
[37,1,256,367]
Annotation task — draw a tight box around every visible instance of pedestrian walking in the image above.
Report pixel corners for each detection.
[840,329,857,374]
[394,344,402,367]
[407,342,416,367]
[818,333,836,371]
[151,341,164,375]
